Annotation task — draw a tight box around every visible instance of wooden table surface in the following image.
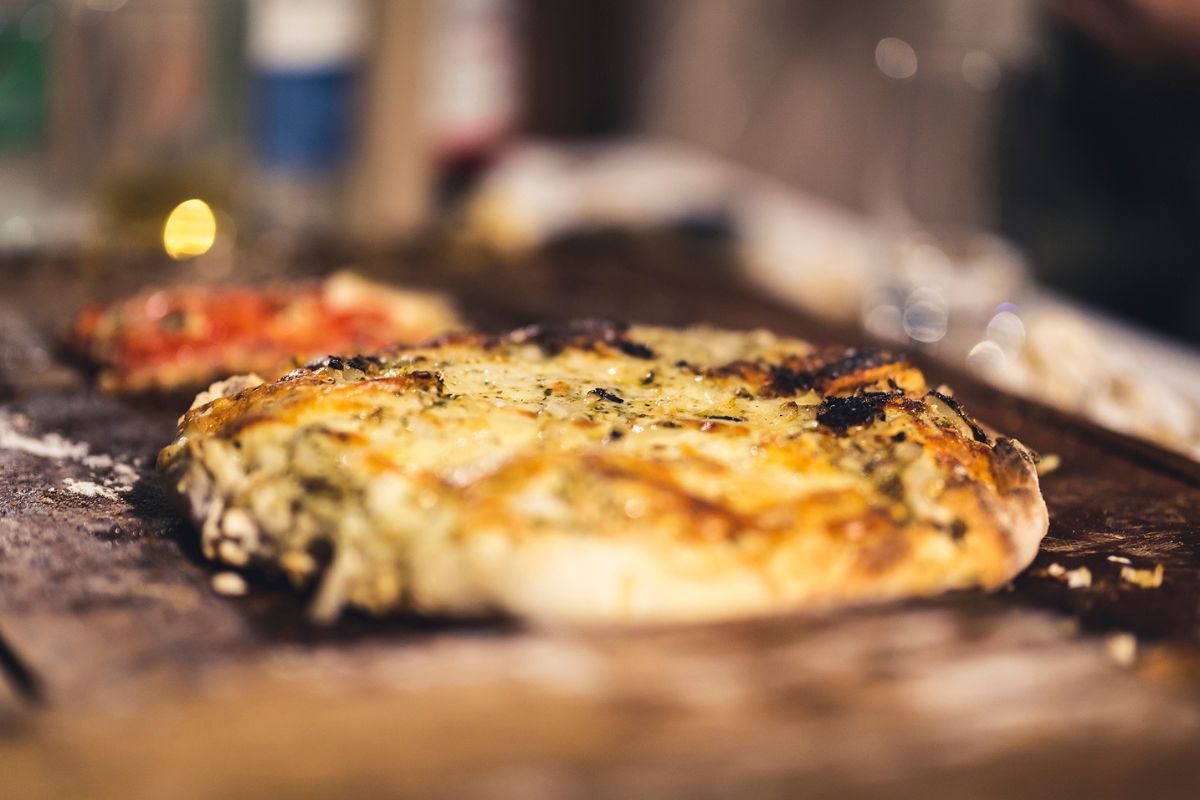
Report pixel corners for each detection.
[1,235,1198,799]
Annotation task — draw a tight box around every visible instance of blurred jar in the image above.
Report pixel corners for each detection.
[47,0,243,255]
[0,1,86,253]
[244,0,365,248]
[428,0,519,206]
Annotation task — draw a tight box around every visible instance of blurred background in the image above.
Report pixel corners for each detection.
[1,0,1199,451]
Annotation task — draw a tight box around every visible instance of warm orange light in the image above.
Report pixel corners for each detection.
[163,199,217,260]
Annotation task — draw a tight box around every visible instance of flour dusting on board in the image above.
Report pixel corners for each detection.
[0,414,89,460]
[62,478,124,501]
[0,410,140,499]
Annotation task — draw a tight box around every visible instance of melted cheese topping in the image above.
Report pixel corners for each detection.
[159,323,1047,623]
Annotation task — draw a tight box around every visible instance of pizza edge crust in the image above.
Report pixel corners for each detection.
[159,442,1048,625]
[990,438,1050,588]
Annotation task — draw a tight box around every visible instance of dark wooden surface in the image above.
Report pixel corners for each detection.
[1,235,1198,799]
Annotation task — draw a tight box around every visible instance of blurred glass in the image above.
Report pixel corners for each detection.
[862,9,1036,373]
[863,228,1032,368]
[0,1,68,252]
[0,0,244,253]
[73,1,241,251]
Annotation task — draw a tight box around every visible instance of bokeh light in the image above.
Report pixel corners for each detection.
[162,199,217,260]
[875,37,918,80]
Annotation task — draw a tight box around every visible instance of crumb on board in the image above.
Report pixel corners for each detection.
[1035,452,1062,476]
[1065,566,1092,589]
[62,477,122,502]
[1044,563,1092,588]
[1120,564,1164,589]
[1106,555,1132,565]
[212,571,248,596]
[1106,632,1138,668]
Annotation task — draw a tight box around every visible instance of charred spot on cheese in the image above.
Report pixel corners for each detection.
[704,360,764,384]
[760,347,905,398]
[703,347,906,400]
[347,354,382,372]
[926,389,990,444]
[616,340,656,359]
[508,318,655,360]
[816,393,890,433]
[308,355,346,371]
[947,519,968,541]
[408,370,445,394]
[589,387,625,404]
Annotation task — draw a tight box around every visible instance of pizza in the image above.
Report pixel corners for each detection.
[157,320,1048,624]
[72,272,461,393]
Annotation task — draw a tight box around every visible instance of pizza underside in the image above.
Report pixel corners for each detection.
[158,320,1048,624]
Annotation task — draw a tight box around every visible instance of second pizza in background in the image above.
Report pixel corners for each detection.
[72,272,463,395]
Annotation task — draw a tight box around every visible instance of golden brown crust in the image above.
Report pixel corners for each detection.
[158,320,1048,624]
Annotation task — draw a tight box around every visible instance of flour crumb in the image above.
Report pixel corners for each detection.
[1120,564,1164,589]
[1044,562,1091,589]
[1106,632,1138,668]
[1,410,140,495]
[1064,566,1092,589]
[62,478,122,502]
[212,571,248,596]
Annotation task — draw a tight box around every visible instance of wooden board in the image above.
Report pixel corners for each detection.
[1,235,1198,798]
